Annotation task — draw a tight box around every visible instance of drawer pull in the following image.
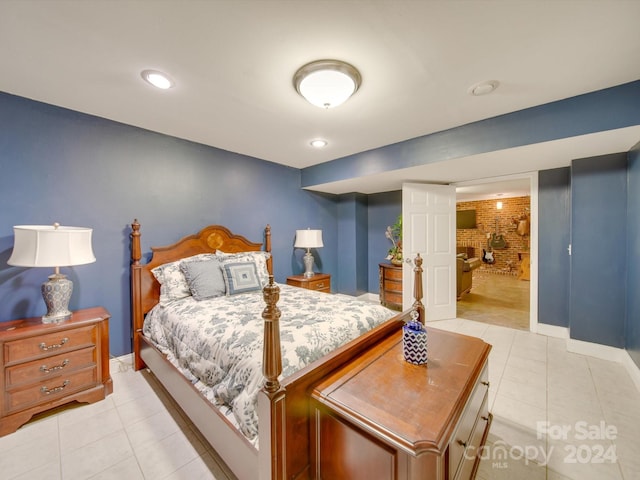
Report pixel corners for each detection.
[457,439,467,448]
[481,380,490,387]
[315,283,325,288]
[40,359,70,374]
[40,380,70,395]
[39,338,69,351]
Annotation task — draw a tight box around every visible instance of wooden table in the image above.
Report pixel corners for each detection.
[311,327,492,480]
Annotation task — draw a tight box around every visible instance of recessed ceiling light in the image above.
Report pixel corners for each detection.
[294,60,361,109]
[141,69,175,89]
[468,80,499,96]
[310,139,328,148]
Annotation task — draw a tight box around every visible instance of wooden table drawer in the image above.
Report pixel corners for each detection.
[448,365,489,478]
[454,398,490,480]
[5,346,96,388]
[4,325,97,364]
[5,366,98,413]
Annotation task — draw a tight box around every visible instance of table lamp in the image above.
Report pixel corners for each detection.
[294,229,323,278]
[7,223,96,323]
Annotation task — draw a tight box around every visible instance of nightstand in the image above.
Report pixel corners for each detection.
[286,273,331,293]
[0,306,112,436]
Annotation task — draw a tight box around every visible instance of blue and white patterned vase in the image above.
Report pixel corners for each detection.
[403,316,428,365]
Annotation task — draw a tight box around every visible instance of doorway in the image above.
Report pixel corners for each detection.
[454,174,537,331]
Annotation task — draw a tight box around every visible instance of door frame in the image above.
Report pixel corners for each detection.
[453,172,538,332]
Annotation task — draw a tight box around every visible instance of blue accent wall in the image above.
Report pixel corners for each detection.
[301,81,640,189]
[570,153,628,348]
[0,92,338,357]
[627,143,640,367]
[367,191,402,292]
[2,82,640,362]
[538,168,571,328]
[336,193,368,296]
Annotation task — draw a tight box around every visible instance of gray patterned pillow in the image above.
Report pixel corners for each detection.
[222,262,262,295]
[151,253,217,303]
[216,251,271,287]
[180,257,226,300]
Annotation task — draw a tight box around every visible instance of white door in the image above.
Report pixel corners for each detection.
[402,183,456,321]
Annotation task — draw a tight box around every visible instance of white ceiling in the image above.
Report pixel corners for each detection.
[1,1,639,195]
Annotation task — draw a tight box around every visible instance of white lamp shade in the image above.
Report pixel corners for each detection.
[8,225,96,268]
[294,229,323,249]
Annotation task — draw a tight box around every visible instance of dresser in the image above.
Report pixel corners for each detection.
[379,263,402,311]
[0,306,112,436]
[286,273,331,293]
[311,327,492,480]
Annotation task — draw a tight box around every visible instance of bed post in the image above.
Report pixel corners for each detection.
[258,275,285,480]
[130,219,145,371]
[412,253,426,325]
[265,224,273,275]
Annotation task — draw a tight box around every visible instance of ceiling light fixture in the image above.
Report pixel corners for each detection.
[141,69,175,90]
[310,139,328,148]
[294,60,362,109]
[469,80,499,96]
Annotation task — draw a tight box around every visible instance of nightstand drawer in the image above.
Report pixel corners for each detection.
[286,273,331,293]
[5,346,96,389]
[307,278,329,292]
[4,325,97,365]
[5,366,98,413]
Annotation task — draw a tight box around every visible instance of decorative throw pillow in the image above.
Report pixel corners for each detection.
[180,257,226,300]
[222,262,262,295]
[217,251,271,287]
[151,253,216,303]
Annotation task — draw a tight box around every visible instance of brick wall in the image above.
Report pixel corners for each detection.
[457,196,530,274]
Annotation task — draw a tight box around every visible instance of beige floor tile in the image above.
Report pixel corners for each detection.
[59,405,124,454]
[125,407,185,449]
[134,429,206,479]
[61,429,134,479]
[0,427,60,479]
[88,455,144,480]
[10,460,62,480]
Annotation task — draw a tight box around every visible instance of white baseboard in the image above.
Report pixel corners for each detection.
[566,338,626,363]
[536,323,569,339]
[357,292,380,303]
[621,350,640,393]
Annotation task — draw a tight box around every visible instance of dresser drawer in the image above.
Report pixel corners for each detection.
[5,366,98,413]
[3,325,97,365]
[383,266,403,281]
[5,346,96,389]
[448,366,489,478]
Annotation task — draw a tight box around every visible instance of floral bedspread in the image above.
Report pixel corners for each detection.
[143,283,395,445]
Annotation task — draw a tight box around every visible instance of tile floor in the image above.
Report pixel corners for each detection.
[2,321,639,479]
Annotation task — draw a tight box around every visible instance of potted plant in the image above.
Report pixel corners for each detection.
[385,215,403,265]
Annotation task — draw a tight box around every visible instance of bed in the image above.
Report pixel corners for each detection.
[130,220,492,480]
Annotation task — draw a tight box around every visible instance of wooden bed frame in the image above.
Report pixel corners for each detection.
[130,220,491,480]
